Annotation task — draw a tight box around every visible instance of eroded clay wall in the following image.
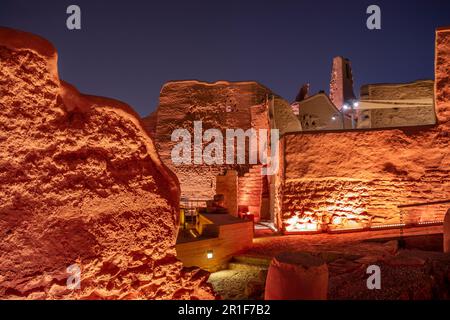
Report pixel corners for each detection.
[360,80,434,101]
[330,56,356,110]
[149,81,276,199]
[0,28,214,300]
[359,80,436,128]
[277,27,450,232]
[368,105,436,128]
[216,170,238,216]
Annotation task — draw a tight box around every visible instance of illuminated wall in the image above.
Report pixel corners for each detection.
[144,80,275,199]
[276,27,450,233]
[0,28,214,300]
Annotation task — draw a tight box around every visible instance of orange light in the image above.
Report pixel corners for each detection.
[285,215,320,232]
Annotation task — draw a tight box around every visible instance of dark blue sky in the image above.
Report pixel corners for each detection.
[1,0,449,116]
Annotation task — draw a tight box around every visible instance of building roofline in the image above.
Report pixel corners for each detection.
[295,92,340,113]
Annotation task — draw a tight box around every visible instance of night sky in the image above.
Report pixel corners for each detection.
[1,0,449,116]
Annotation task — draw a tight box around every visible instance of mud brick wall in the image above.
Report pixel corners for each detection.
[277,27,450,232]
[146,80,274,199]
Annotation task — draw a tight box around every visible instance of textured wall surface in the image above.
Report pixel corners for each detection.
[436,27,450,127]
[0,28,214,300]
[281,123,449,232]
[238,165,263,220]
[329,56,356,110]
[360,80,434,101]
[359,80,436,129]
[216,170,238,216]
[364,105,436,128]
[296,93,348,130]
[277,28,450,232]
[145,80,275,199]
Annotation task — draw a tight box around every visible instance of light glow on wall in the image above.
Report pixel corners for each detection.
[285,214,319,232]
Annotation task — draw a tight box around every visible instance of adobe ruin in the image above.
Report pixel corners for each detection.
[144,80,301,222]
[0,27,215,300]
[1,24,449,301]
[293,93,350,131]
[146,27,450,235]
[330,56,356,110]
[358,80,436,128]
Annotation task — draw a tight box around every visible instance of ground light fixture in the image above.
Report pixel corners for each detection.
[206,250,214,259]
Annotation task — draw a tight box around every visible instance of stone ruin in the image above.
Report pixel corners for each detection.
[293,57,356,131]
[297,56,436,131]
[329,56,356,110]
[358,80,436,128]
[145,27,450,233]
[143,80,301,221]
[143,80,271,199]
[0,27,215,300]
[1,23,449,301]
[276,27,450,232]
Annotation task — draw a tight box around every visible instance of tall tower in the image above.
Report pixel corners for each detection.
[330,56,356,110]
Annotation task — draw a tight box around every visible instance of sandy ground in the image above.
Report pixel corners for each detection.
[208,227,450,300]
[208,270,261,300]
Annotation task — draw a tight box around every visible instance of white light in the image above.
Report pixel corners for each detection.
[332,227,364,232]
[370,223,406,229]
[353,102,359,108]
[206,250,213,259]
[342,104,349,110]
[331,116,337,121]
[418,220,444,225]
